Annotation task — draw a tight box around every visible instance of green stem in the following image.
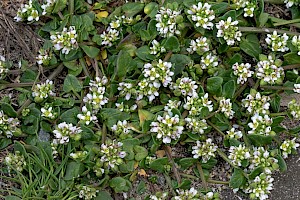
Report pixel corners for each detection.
[207,120,226,137]
[69,0,75,18]
[263,0,284,4]
[233,83,247,101]
[135,132,150,138]
[79,58,91,78]
[164,173,176,196]
[283,64,300,70]
[101,125,107,144]
[270,112,288,117]
[207,179,230,185]
[196,162,208,191]
[260,85,294,90]
[163,146,181,184]
[217,149,236,169]
[238,27,300,36]
[2,82,37,88]
[270,17,300,28]
[163,51,173,61]
[274,18,300,26]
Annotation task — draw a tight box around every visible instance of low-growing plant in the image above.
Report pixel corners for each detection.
[1,0,300,199]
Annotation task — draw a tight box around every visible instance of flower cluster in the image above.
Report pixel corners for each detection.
[288,99,300,119]
[111,120,132,139]
[184,94,213,116]
[248,114,273,136]
[243,2,256,18]
[232,62,254,84]
[226,127,243,139]
[216,17,242,46]
[70,151,88,161]
[83,76,109,111]
[115,102,137,113]
[137,60,174,102]
[185,117,208,134]
[77,106,98,125]
[36,49,52,65]
[218,98,235,119]
[187,2,215,30]
[0,110,21,138]
[5,151,26,173]
[41,104,57,120]
[41,0,57,15]
[256,54,284,84]
[265,31,289,52]
[187,37,210,55]
[77,185,99,200]
[150,192,168,200]
[284,0,300,8]
[174,187,200,200]
[155,7,182,37]
[99,140,126,169]
[228,144,251,166]
[150,113,184,144]
[53,122,82,144]
[192,138,218,163]
[14,0,39,22]
[172,77,198,97]
[32,79,55,102]
[294,83,300,93]
[117,82,136,100]
[242,91,270,114]
[0,55,8,80]
[249,147,278,173]
[292,35,300,55]
[150,40,166,55]
[200,53,219,70]
[244,173,274,200]
[280,138,299,158]
[100,27,120,47]
[164,100,181,114]
[50,26,78,54]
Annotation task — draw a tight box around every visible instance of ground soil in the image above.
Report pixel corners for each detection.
[0,1,300,200]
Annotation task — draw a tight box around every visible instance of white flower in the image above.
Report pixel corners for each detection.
[288,99,300,119]
[192,139,218,163]
[32,79,55,100]
[100,27,120,46]
[155,7,181,37]
[248,114,273,136]
[118,82,136,100]
[111,120,131,135]
[292,35,300,55]
[174,187,199,199]
[41,0,57,15]
[294,84,300,93]
[228,144,251,166]
[187,2,215,29]
[0,56,9,80]
[172,77,198,97]
[183,93,213,116]
[280,138,299,158]
[226,127,243,139]
[50,26,78,54]
[218,98,235,119]
[5,151,26,173]
[265,31,289,52]
[185,117,208,134]
[41,106,56,119]
[249,147,278,172]
[216,17,242,46]
[36,49,52,65]
[77,185,99,200]
[200,53,218,70]
[150,40,166,55]
[242,91,270,114]
[99,140,126,168]
[150,113,184,144]
[232,62,254,84]
[53,122,82,144]
[164,100,181,114]
[14,0,40,22]
[77,106,98,125]
[284,0,300,8]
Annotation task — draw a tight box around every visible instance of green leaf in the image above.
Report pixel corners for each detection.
[240,34,262,59]
[136,180,146,194]
[248,134,273,146]
[60,107,80,124]
[100,108,131,128]
[139,30,151,41]
[1,103,17,117]
[63,74,83,93]
[249,167,263,180]
[284,52,300,64]
[270,94,281,113]
[63,60,81,71]
[22,115,39,135]
[116,50,132,78]
[164,36,180,52]
[179,158,197,170]
[200,158,218,170]
[258,13,269,27]
[5,196,22,200]
[80,45,100,58]
[277,154,287,172]
[229,168,246,189]
[95,191,113,200]
[0,138,12,150]
[138,109,154,127]
[177,179,192,190]
[52,0,67,13]
[135,46,155,61]
[122,3,144,17]
[211,2,229,16]
[134,145,148,161]
[109,177,132,193]
[170,54,192,76]
[207,77,223,96]
[272,116,285,127]
[222,80,236,99]
[64,161,85,180]
[149,157,169,173]
[20,69,37,82]
[119,161,135,173]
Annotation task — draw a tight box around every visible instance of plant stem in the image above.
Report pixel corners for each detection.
[163,51,173,61]
[163,145,181,184]
[260,85,294,90]
[69,0,75,18]
[263,0,284,4]
[233,83,247,101]
[274,18,300,26]
[269,17,300,28]
[101,125,107,144]
[79,58,91,78]
[196,162,208,191]
[270,112,288,117]
[164,173,176,196]
[217,149,236,169]
[207,120,226,137]
[238,27,300,36]
[207,179,230,185]
[3,82,37,88]
[283,64,300,70]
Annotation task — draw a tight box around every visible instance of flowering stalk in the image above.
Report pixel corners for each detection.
[196,162,208,191]
[283,64,300,70]
[164,146,181,184]
[274,18,300,26]
[260,85,294,90]
[238,27,300,36]
[207,120,225,137]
